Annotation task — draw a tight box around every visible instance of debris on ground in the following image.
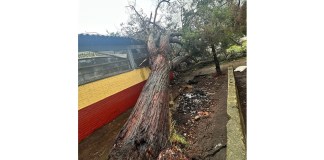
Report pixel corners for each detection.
[187,79,198,85]
[234,65,247,72]
[177,89,210,114]
[157,146,189,160]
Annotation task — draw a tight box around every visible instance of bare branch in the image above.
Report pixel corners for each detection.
[126,5,145,23]
[138,58,148,67]
[153,0,171,30]
[149,12,152,23]
[148,21,164,31]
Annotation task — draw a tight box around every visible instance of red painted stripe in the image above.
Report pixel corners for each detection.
[78,80,147,142]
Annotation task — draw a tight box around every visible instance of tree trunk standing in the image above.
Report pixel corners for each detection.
[108,35,173,160]
[211,44,222,75]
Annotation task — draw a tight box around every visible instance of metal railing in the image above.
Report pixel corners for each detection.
[78,46,150,86]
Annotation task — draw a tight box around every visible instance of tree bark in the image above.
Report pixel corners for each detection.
[171,54,191,69]
[211,44,222,75]
[108,34,173,160]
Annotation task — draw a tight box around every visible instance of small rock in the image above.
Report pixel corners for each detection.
[194,115,200,120]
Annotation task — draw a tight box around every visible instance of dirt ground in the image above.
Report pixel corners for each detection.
[170,74,228,160]
[78,57,246,160]
[168,57,247,160]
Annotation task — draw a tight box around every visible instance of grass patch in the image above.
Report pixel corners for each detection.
[170,121,188,146]
[171,132,188,146]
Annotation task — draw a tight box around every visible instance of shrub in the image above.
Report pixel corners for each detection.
[226,40,247,54]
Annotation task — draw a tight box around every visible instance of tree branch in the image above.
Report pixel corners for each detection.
[229,36,241,45]
[171,54,191,69]
[154,31,162,47]
[189,55,198,63]
[159,34,171,55]
[149,12,152,23]
[170,33,182,37]
[153,0,171,30]
[148,33,158,54]
[126,5,145,23]
[169,37,183,45]
[219,1,228,7]
[148,21,164,31]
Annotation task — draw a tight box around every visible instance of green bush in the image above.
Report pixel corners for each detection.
[242,40,247,51]
[226,40,247,54]
[226,45,243,53]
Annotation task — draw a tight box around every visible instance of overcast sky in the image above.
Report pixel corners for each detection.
[79,0,155,34]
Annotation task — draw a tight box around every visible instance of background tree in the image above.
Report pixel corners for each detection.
[181,0,247,75]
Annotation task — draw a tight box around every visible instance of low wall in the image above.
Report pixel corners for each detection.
[226,66,246,160]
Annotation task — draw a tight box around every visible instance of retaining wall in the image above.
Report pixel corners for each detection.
[226,66,246,160]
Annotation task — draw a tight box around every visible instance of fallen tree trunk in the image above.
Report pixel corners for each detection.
[108,34,177,159]
[108,56,170,159]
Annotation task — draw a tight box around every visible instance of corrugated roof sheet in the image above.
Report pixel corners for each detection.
[78,34,145,52]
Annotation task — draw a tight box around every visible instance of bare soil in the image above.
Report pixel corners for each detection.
[168,57,247,160]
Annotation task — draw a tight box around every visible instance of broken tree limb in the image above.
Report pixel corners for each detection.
[171,54,191,70]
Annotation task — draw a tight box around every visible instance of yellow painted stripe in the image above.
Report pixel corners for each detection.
[78,67,151,110]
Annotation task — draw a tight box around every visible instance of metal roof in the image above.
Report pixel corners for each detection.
[78,34,145,52]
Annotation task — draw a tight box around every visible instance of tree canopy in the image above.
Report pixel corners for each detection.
[118,0,246,60]
[181,0,246,54]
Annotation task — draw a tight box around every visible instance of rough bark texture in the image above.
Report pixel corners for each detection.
[171,54,190,70]
[211,44,222,75]
[108,34,173,160]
